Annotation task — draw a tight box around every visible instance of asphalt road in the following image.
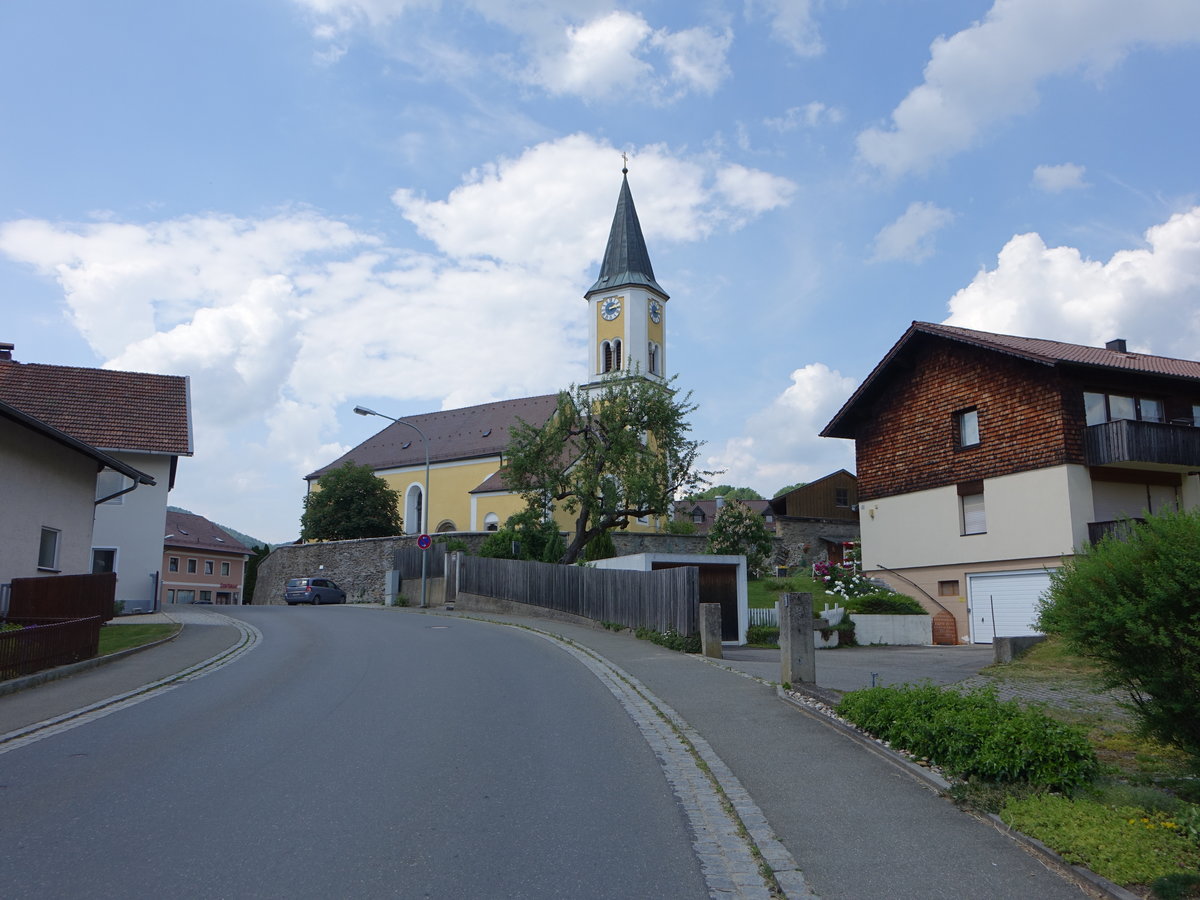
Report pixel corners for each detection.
[0,606,708,899]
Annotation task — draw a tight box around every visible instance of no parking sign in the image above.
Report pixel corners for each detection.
[417,533,432,550]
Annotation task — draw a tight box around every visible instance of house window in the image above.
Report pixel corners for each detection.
[96,468,127,504]
[200,591,212,603]
[692,510,705,524]
[483,513,500,531]
[187,558,197,573]
[221,561,230,576]
[958,481,986,535]
[38,527,61,570]
[957,408,980,447]
[938,580,960,597]
[204,560,214,575]
[169,556,179,572]
[92,549,116,574]
[1084,391,1164,425]
[177,590,195,604]
[835,487,850,507]
[167,589,175,603]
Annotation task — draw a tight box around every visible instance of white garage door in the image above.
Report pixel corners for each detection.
[967,570,1054,644]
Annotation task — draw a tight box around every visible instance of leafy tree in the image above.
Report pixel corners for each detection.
[479,508,565,562]
[503,374,710,565]
[301,461,402,541]
[243,543,272,603]
[773,482,807,498]
[688,484,763,501]
[1036,509,1200,761]
[664,518,697,535]
[582,528,616,561]
[706,498,776,576]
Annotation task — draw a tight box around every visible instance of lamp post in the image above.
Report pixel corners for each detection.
[353,405,430,608]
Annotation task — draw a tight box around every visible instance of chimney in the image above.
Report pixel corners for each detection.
[1105,339,1127,353]
[0,342,13,361]
[715,495,725,509]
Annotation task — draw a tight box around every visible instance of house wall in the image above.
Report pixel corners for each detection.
[860,465,1087,573]
[1,424,98,582]
[92,453,173,613]
[780,471,859,520]
[161,548,248,605]
[855,340,1074,502]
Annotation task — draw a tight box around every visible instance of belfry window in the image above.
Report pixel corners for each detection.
[602,339,622,373]
[648,341,659,375]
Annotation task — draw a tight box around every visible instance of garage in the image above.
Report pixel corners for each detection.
[967,570,1055,644]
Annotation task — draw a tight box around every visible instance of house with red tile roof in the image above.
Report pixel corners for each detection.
[161,510,251,606]
[0,344,192,613]
[0,397,154,594]
[822,322,1200,645]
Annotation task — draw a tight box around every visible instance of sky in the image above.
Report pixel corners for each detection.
[3,1,1200,544]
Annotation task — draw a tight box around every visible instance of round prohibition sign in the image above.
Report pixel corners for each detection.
[417,533,432,550]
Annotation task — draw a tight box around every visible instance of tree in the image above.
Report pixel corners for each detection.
[503,374,710,565]
[301,461,403,541]
[479,508,565,562]
[1036,509,1200,761]
[705,498,776,577]
[243,543,272,603]
[773,482,806,498]
[689,485,763,501]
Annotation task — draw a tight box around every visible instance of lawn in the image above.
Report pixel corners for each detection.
[98,623,180,655]
[746,574,838,609]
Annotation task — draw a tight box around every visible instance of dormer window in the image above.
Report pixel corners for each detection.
[692,509,705,524]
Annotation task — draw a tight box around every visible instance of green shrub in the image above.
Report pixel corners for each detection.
[1152,873,1200,900]
[746,624,779,646]
[846,591,926,615]
[435,537,469,553]
[1001,794,1200,885]
[836,683,1098,789]
[635,626,701,653]
[1037,508,1200,762]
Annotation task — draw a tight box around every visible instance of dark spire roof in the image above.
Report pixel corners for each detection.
[586,172,668,298]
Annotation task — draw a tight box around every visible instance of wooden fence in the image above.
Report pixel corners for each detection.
[0,616,104,680]
[7,572,117,622]
[458,556,699,634]
[394,544,447,579]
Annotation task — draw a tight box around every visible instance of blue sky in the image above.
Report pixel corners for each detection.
[3,0,1200,544]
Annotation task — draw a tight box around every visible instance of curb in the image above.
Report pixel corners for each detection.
[0,623,184,698]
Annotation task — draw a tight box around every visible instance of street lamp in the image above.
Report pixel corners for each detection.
[353,405,430,609]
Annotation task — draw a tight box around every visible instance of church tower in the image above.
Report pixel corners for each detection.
[584,166,669,388]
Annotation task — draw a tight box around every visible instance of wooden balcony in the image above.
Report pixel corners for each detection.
[1083,419,1200,470]
[1087,518,1145,545]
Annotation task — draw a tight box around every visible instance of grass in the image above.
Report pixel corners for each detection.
[98,623,180,655]
[746,574,836,609]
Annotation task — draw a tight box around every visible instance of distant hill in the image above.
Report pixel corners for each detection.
[167,507,274,550]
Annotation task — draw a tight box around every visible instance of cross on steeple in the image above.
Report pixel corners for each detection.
[621,152,628,174]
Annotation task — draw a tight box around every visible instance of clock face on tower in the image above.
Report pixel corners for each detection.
[649,299,661,324]
[601,296,622,320]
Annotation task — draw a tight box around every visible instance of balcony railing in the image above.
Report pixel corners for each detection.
[1083,419,1200,469]
[1087,518,1145,545]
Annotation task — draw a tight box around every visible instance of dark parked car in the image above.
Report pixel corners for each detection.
[284,577,346,605]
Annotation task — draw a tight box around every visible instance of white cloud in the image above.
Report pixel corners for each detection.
[857,0,1200,177]
[706,363,858,496]
[764,102,843,132]
[0,136,794,540]
[532,11,655,98]
[944,206,1200,359]
[747,0,823,57]
[1032,162,1089,194]
[651,25,732,96]
[871,201,956,263]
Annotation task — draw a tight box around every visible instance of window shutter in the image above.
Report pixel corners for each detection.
[962,492,986,535]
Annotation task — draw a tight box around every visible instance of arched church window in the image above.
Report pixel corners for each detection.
[602,341,613,373]
[648,341,659,375]
[612,338,622,370]
[484,513,500,531]
[436,520,456,532]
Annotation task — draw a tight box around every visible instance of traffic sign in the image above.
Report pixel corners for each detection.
[417,533,432,550]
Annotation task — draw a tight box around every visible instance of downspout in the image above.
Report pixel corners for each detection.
[95,481,141,505]
[872,562,954,619]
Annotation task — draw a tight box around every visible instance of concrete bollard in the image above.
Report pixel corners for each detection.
[778,592,816,684]
[700,603,723,659]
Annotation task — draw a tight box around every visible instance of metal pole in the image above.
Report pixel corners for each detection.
[353,405,431,607]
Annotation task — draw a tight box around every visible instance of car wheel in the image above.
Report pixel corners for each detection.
[312,595,320,605]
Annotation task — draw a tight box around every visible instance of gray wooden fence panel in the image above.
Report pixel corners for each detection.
[394,544,446,578]
[459,557,698,634]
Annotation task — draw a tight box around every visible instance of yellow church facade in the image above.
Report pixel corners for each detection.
[307,170,672,537]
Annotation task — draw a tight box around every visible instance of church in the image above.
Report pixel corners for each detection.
[305,168,672,536]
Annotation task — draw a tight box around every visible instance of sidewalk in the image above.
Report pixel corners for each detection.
[446,610,1096,900]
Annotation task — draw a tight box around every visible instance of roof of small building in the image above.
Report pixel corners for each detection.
[0,359,193,456]
[823,322,1200,438]
[164,509,251,556]
[309,393,559,480]
[675,497,774,534]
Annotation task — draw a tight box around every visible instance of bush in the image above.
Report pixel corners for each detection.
[1037,508,1200,762]
[845,591,926,615]
[706,499,775,576]
[836,683,1098,789]
[1000,794,1200,885]
[635,626,701,653]
[746,624,779,646]
[479,509,565,562]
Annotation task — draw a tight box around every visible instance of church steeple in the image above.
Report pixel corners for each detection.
[585,167,669,385]
[586,170,668,299]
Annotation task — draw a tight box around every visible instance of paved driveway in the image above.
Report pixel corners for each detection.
[720,644,995,691]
